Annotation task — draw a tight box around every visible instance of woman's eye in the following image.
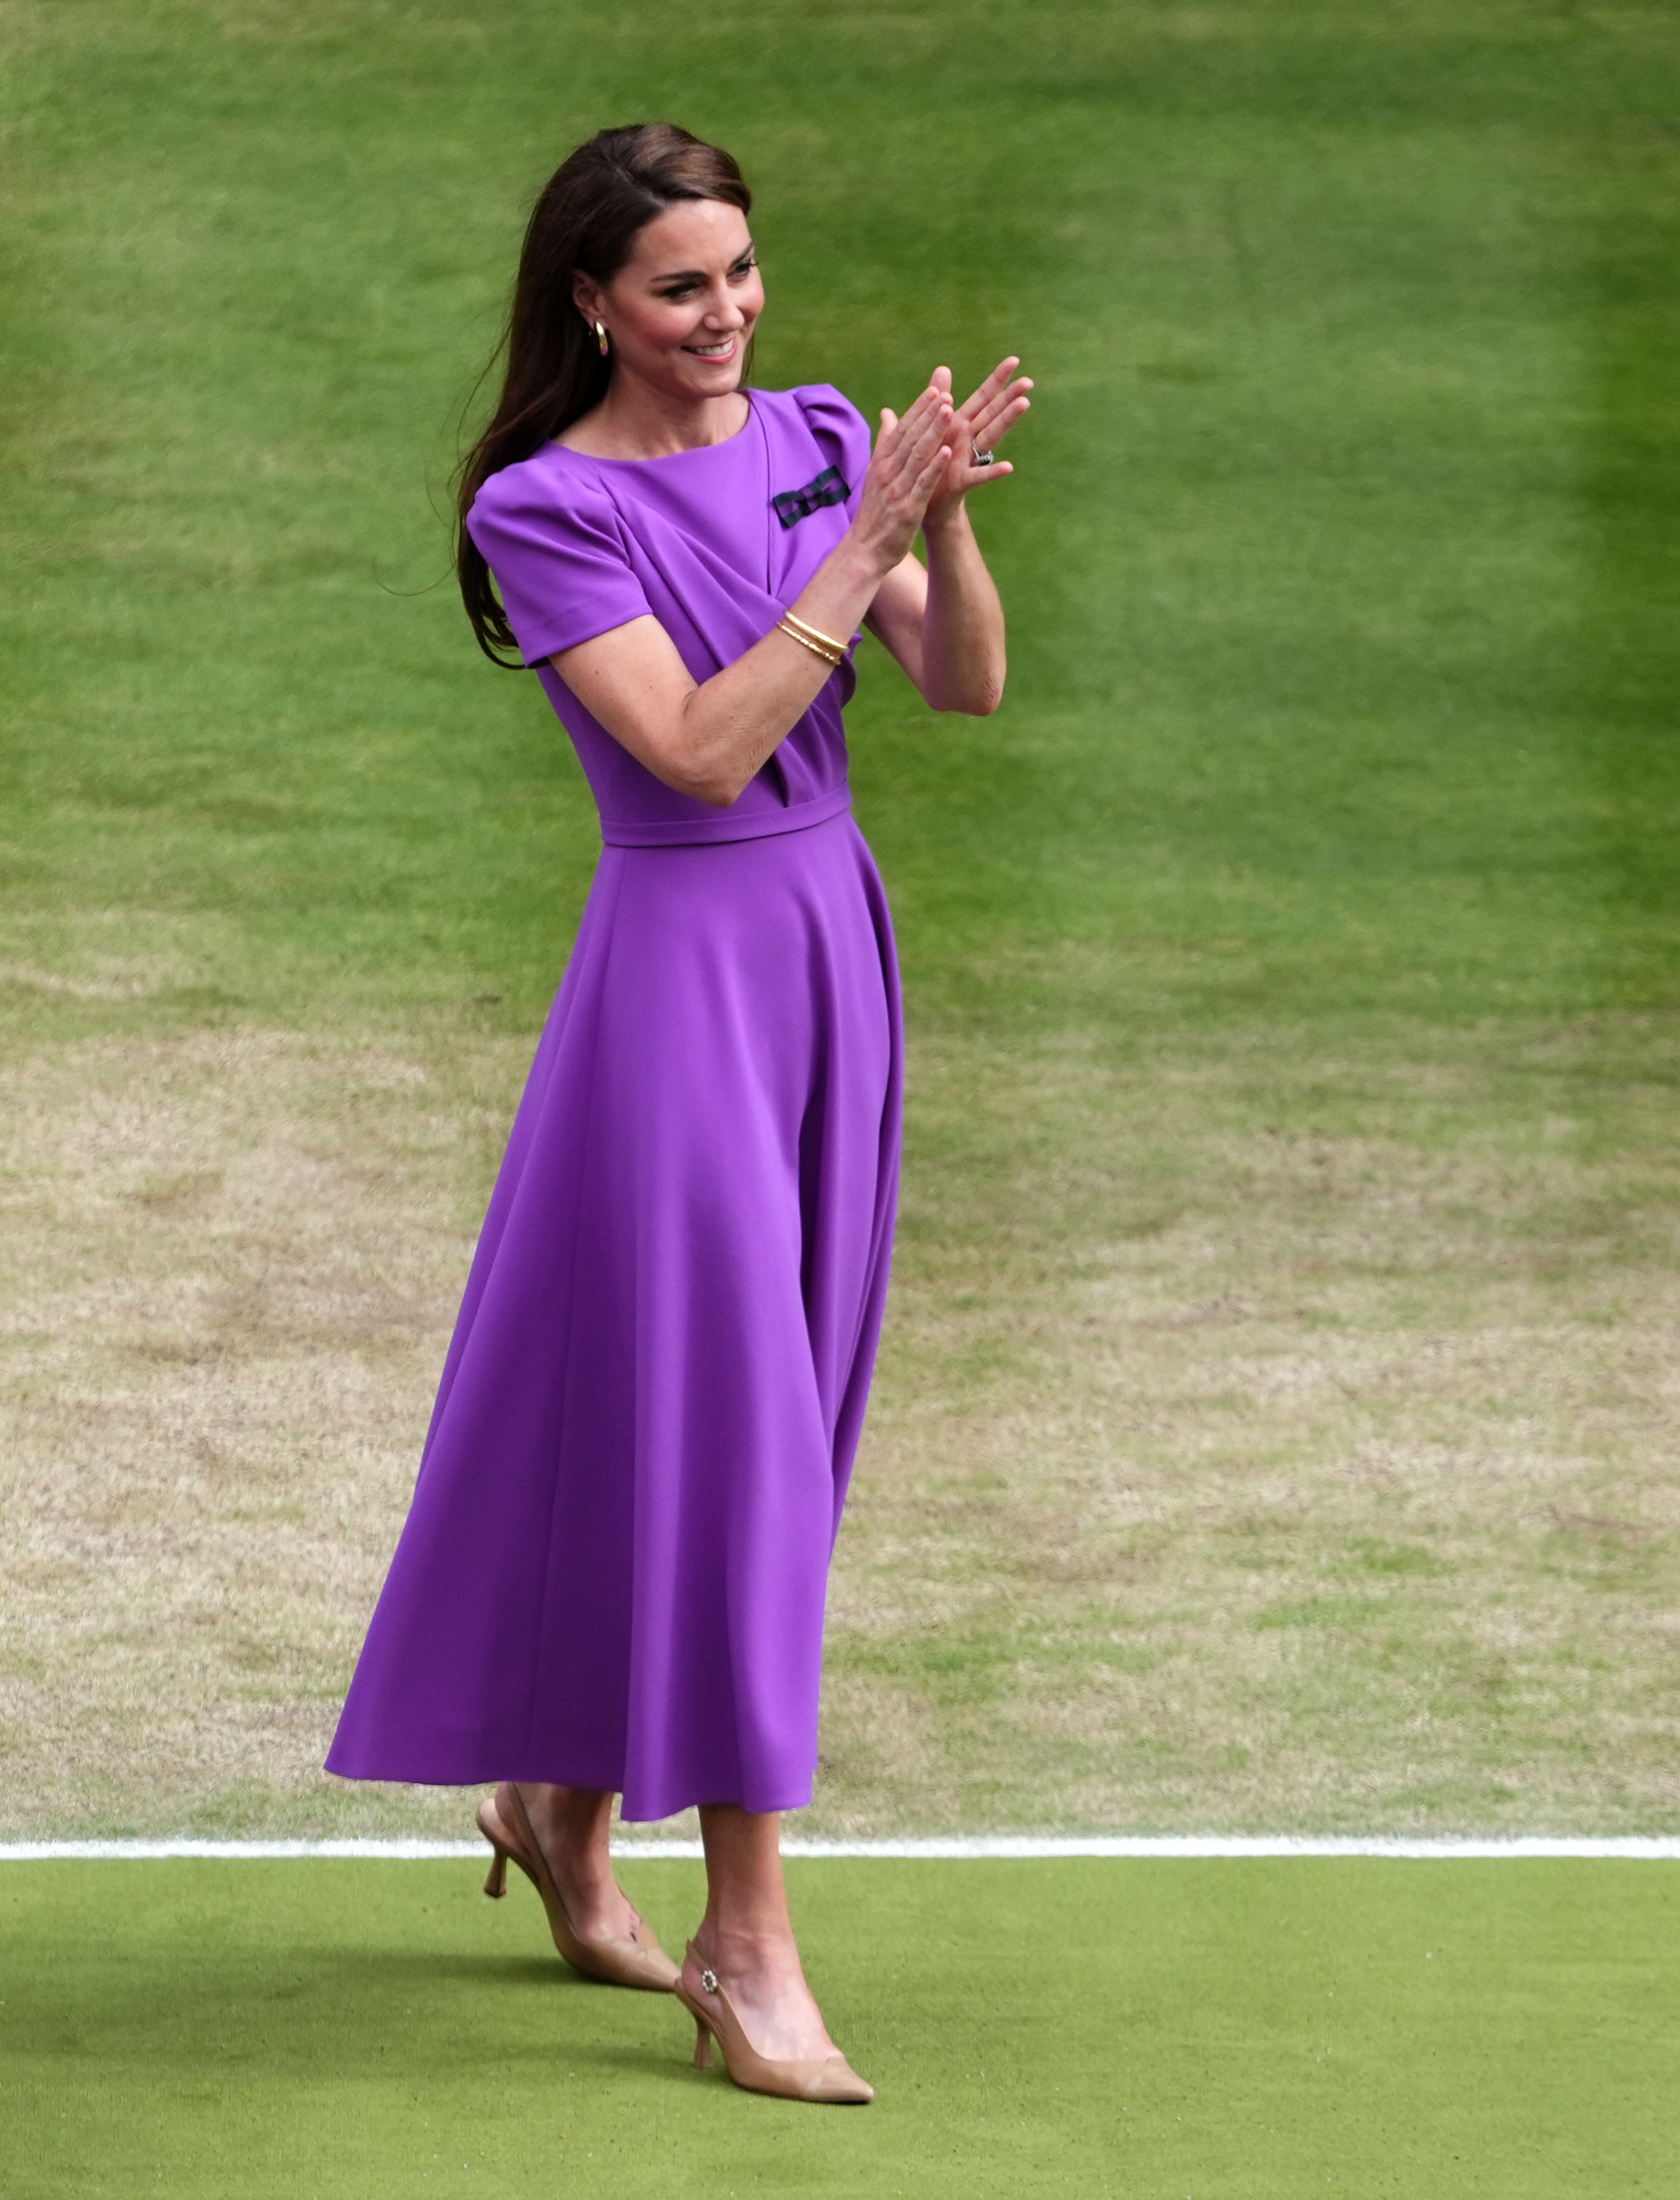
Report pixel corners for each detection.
[657,260,752,301]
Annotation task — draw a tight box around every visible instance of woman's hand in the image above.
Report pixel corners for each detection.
[921,357,1032,534]
[845,380,959,579]
[860,357,1027,715]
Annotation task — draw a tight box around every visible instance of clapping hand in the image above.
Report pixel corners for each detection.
[833,358,1023,712]
[852,377,962,576]
[850,357,1032,581]
[919,357,1032,529]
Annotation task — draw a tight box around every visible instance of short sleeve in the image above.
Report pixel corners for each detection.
[789,386,874,517]
[466,458,652,666]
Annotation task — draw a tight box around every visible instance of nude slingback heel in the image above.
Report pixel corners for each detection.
[475,1784,679,1992]
[482,1838,509,1901]
[675,1943,874,2104]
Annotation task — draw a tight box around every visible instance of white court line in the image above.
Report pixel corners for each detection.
[2,1836,1678,1862]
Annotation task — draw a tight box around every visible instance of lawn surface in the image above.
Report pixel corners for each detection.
[2,0,1679,1837]
[4,1856,1677,2197]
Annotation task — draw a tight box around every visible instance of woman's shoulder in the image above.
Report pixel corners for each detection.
[467,443,621,549]
[756,383,867,435]
[756,386,871,492]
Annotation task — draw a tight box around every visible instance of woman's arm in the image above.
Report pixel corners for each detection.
[863,510,1004,715]
[865,358,1030,716]
[550,382,958,809]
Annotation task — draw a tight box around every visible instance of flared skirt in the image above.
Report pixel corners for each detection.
[326,810,902,1820]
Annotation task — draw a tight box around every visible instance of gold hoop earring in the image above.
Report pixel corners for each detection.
[593,320,609,356]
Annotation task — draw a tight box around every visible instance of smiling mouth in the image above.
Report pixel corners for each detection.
[683,337,739,360]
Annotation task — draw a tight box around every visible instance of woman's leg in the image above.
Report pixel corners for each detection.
[686,1805,837,2061]
[509,1782,639,1942]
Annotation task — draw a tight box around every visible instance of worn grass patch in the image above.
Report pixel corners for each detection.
[832,1013,1680,1834]
[4,1012,1676,1838]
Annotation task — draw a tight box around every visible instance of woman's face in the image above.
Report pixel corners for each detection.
[582,200,764,402]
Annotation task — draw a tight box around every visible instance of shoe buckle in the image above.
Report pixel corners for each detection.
[701,1968,719,1994]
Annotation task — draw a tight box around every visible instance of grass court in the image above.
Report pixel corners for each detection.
[6,1856,1678,2197]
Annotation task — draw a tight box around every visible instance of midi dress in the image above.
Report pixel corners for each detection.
[326,385,902,1822]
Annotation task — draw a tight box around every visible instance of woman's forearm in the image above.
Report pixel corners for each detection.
[667,535,894,801]
[555,529,898,810]
[916,504,1006,715]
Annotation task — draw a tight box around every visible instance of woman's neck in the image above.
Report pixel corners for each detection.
[558,375,750,461]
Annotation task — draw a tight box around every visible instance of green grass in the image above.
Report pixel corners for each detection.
[3,0,1676,1036]
[3,1857,1678,2197]
[4,2,1680,1839]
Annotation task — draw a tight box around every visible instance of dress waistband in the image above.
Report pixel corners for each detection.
[599,782,853,850]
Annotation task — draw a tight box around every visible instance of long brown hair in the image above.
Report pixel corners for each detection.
[457,123,753,666]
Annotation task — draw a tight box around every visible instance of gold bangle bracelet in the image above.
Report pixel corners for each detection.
[780,609,850,661]
[775,616,845,668]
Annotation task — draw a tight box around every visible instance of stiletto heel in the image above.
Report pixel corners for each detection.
[675,1942,874,2105]
[474,1785,679,1992]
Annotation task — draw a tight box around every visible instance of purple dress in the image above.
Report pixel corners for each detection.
[326,387,902,1821]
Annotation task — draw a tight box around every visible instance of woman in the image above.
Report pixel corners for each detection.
[326,122,1028,2104]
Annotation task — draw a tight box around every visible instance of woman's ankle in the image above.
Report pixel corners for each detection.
[691,1916,802,1979]
[514,1784,616,1880]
